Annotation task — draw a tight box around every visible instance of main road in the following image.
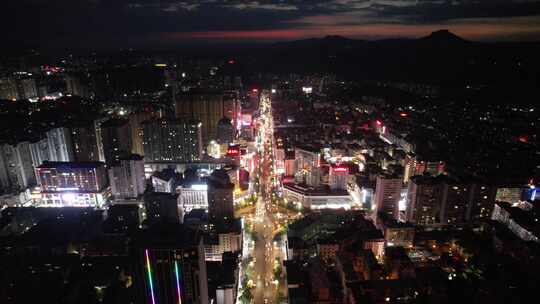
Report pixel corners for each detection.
[250,92,286,304]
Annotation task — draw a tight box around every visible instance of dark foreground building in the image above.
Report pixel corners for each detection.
[131,223,209,304]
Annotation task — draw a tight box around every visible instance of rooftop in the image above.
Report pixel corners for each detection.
[101,118,129,128]
[37,161,105,169]
[131,223,200,249]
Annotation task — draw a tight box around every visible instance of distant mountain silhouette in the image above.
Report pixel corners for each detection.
[244,30,540,86]
[419,29,469,45]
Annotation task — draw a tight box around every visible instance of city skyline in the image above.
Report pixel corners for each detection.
[4,0,540,49]
[1,2,539,304]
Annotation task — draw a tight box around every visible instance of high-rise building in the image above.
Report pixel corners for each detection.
[406,175,446,226]
[108,154,145,200]
[373,176,402,220]
[468,184,497,223]
[442,182,473,225]
[93,118,108,162]
[295,146,321,171]
[217,117,234,144]
[132,224,209,304]
[46,127,74,162]
[329,165,349,191]
[70,122,100,162]
[142,118,202,163]
[0,76,19,100]
[207,169,234,220]
[406,175,478,226]
[402,155,445,183]
[16,77,38,100]
[407,176,498,226]
[0,142,35,192]
[128,110,161,156]
[30,124,98,167]
[100,119,132,165]
[35,161,109,207]
[65,73,91,98]
[175,90,238,144]
[203,219,242,261]
[305,167,321,188]
[222,90,240,128]
[29,138,51,169]
[178,184,209,213]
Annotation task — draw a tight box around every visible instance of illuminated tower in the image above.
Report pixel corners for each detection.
[134,224,209,304]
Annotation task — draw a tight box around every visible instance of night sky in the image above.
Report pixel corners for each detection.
[4,0,540,48]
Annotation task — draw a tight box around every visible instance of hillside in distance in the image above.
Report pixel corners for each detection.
[244,30,540,87]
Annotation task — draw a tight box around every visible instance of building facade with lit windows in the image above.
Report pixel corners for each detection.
[406,175,446,226]
[70,122,100,162]
[443,182,473,225]
[35,161,110,207]
[100,118,132,165]
[468,183,497,222]
[142,118,202,163]
[406,175,494,226]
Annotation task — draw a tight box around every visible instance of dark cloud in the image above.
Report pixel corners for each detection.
[2,0,540,48]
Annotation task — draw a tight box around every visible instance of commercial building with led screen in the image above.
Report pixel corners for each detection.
[35,161,110,207]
